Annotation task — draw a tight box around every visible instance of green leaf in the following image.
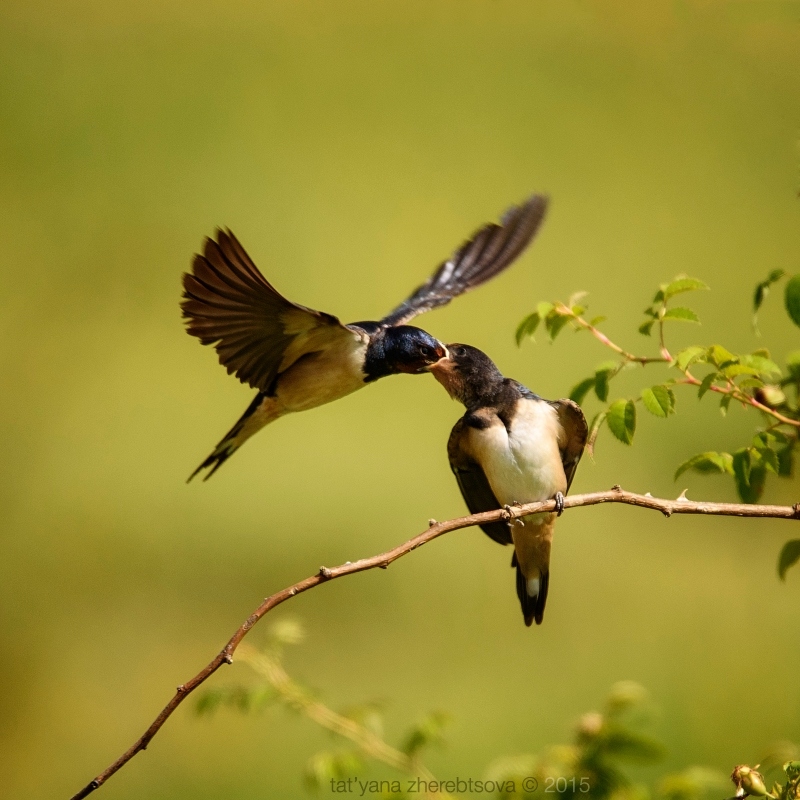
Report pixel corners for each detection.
[777,443,794,476]
[777,540,800,581]
[663,276,710,300]
[662,307,700,323]
[570,376,596,405]
[784,274,800,328]
[641,385,675,417]
[401,711,450,756]
[586,411,606,457]
[673,346,707,372]
[755,446,780,474]
[639,319,655,336]
[674,451,734,480]
[722,363,761,379]
[739,354,782,378]
[594,360,618,403]
[537,301,554,318]
[589,315,607,326]
[719,394,732,416]
[785,351,800,380]
[753,269,786,333]
[733,448,766,503]
[545,310,572,341]
[606,399,636,444]
[304,750,364,791]
[515,312,540,345]
[697,372,717,399]
[707,344,737,368]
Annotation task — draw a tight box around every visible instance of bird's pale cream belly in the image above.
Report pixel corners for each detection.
[466,399,566,522]
[274,337,369,413]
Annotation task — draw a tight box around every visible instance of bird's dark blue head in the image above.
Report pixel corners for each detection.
[362,325,447,382]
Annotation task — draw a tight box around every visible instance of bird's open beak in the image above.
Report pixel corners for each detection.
[424,344,449,371]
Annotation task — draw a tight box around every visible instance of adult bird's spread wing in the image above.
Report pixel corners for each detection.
[550,399,588,492]
[447,418,512,546]
[379,195,548,328]
[182,229,361,394]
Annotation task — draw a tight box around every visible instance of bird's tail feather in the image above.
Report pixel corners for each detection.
[512,551,549,627]
[188,393,279,482]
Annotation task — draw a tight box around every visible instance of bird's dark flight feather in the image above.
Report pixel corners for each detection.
[447,419,512,546]
[379,195,548,327]
[182,229,355,394]
[549,398,588,492]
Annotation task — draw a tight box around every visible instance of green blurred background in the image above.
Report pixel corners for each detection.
[1,1,799,797]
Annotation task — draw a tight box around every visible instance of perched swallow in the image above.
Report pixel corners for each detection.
[430,344,587,626]
[182,195,549,480]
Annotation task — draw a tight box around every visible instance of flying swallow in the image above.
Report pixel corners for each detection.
[430,344,587,626]
[182,196,549,480]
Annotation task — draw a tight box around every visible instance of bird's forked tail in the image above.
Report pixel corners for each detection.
[188,392,281,481]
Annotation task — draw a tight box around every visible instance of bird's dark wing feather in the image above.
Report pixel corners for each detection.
[447,418,512,546]
[379,195,549,327]
[550,399,588,493]
[182,229,360,394]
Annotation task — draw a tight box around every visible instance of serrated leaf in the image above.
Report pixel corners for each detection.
[674,451,734,480]
[674,346,707,372]
[639,319,655,336]
[606,399,636,444]
[652,289,665,304]
[784,274,800,328]
[778,540,800,581]
[515,312,540,345]
[641,385,674,417]
[707,344,736,368]
[662,306,700,323]
[697,372,717,399]
[722,363,761,378]
[719,394,732,416]
[586,411,607,457]
[663,277,710,300]
[739,354,782,377]
[733,448,765,503]
[570,376,596,405]
[755,446,780,474]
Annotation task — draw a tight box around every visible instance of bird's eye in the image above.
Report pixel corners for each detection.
[453,346,466,357]
[419,345,433,358]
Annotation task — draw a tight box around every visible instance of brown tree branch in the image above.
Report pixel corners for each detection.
[69,487,800,800]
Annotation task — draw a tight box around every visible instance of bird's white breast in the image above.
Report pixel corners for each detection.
[467,399,567,508]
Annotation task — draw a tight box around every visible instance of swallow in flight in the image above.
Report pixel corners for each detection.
[182,196,548,480]
[430,344,587,626]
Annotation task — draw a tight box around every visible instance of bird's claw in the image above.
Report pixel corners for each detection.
[554,492,565,516]
[503,504,524,526]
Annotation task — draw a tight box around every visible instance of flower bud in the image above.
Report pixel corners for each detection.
[731,765,769,797]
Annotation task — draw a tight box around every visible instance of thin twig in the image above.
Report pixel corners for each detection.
[69,487,800,800]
